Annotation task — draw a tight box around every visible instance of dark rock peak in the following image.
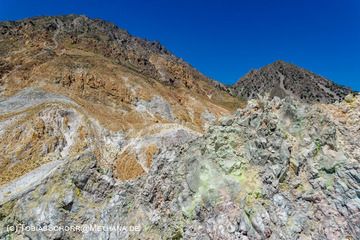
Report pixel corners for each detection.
[233,60,353,104]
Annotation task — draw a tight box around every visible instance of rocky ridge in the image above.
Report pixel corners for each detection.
[0,14,237,102]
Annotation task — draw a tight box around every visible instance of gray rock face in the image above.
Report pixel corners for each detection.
[135,96,174,121]
[1,96,360,239]
[232,60,354,103]
[176,96,360,239]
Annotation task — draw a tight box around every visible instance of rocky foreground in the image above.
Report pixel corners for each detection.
[1,94,359,239]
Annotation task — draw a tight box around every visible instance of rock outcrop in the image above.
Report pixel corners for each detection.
[1,94,359,239]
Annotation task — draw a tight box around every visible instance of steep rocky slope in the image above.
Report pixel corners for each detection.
[0,15,243,188]
[233,60,353,103]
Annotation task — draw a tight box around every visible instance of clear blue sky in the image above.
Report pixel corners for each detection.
[1,0,359,90]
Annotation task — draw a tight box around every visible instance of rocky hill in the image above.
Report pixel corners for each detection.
[232,60,353,103]
[0,15,243,186]
[0,15,359,240]
[0,15,241,116]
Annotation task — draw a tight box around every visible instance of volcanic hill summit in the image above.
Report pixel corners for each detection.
[232,60,353,103]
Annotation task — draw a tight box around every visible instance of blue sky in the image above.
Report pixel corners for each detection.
[1,0,359,90]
